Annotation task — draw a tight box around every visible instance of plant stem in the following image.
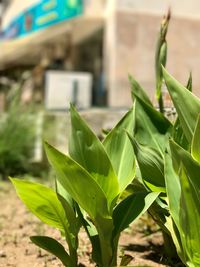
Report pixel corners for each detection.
[158,93,164,114]
[162,231,178,259]
[64,229,78,267]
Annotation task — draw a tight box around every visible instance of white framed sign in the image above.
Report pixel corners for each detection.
[45,70,92,110]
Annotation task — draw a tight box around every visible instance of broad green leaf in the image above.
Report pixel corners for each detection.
[148,198,170,234]
[163,214,185,262]
[164,151,181,229]
[169,141,200,200]
[10,178,68,231]
[191,115,200,163]
[126,178,148,195]
[148,199,183,261]
[162,67,200,143]
[127,134,165,191]
[95,217,114,267]
[45,142,115,267]
[131,85,171,135]
[56,180,74,210]
[69,104,119,206]
[126,180,170,233]
[113,192,159,236]
[129,75,153,106]
[173,118,189,151]
[134,100,171,154]
[134,99,172,136]
[103,107,135,192]
[30,236,71,267]
[45,142,110,219]
[179,167,200,266]
[172,73,192,150]
[169,140,200,176]
[169,140,200,265]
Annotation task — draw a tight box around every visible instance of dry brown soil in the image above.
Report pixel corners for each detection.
[0,182,180,267]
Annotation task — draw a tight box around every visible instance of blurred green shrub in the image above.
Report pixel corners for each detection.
[0,98,35,179]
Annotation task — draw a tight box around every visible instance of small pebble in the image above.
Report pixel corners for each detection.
[0,250,6,257]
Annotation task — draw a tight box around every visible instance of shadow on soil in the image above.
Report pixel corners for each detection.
[123,242,185,267]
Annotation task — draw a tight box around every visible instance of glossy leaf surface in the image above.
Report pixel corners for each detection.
[169,140,200,266]
[134,101,171,154]
[164,151,181,229]
[179,168,200,266]
[170,140,200,176]
[129,75,153,106]
[103,107,135,192]
[45,142,110,219]
[69,104,119,207]
[128,134,165,190]
[11,178,68,231]
[113,192,159,236]
[191,114,200,163]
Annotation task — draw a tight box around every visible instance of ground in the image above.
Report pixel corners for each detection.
[0,182,181,267]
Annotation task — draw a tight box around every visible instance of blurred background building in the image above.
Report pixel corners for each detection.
[1,0,200,171]
[0,0,200,109]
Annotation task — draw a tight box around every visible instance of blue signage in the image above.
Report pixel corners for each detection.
[1,0,83,40]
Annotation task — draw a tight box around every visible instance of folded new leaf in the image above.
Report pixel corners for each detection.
[127,134,165,191]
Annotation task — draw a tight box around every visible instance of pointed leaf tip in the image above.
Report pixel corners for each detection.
[162,67,200,143]
[69,101,120,207]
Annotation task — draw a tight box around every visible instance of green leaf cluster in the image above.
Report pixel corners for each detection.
[10,11,200,267]
[0,97,35,179]
[128,38,200,267]
[11,104,158,267]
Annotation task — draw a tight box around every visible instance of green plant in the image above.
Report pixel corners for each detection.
[163,69,200,267]
[11,104,159,267]
[127,12,176,257]
[0,97,35,179]
[127,11,200,267]
[11,178,80,267]
[10,10,200,267]
[128,73,177,259]
[155,9,170,113]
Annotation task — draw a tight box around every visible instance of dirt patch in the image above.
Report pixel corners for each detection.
[0,182,180,267]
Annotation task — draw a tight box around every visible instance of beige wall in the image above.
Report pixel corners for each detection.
[105,4,200,107]
[117,0,200,18]
[84,0,106,18]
